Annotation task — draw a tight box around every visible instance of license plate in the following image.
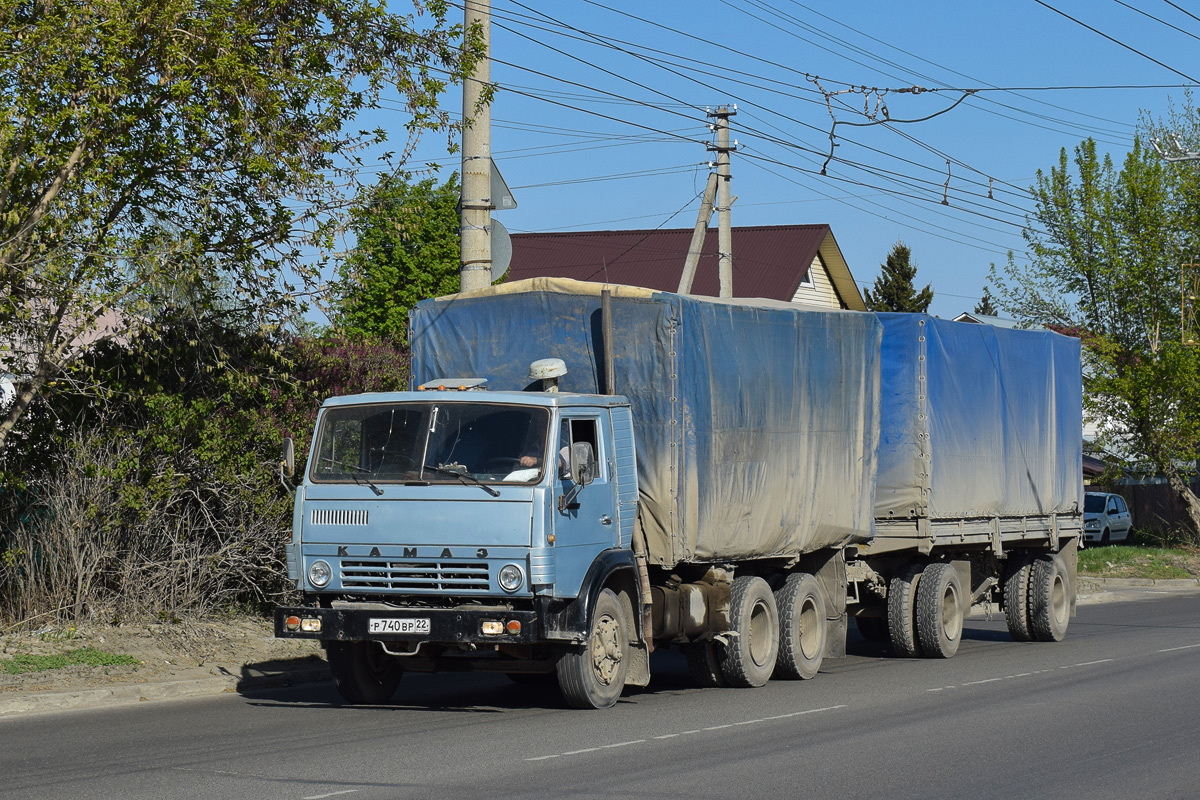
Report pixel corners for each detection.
[369,617,430,635]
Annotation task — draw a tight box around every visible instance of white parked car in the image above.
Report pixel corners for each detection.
[1083,492,1133,545]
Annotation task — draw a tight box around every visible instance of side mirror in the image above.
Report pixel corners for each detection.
[281,437,295,479]
[570,442,595,486]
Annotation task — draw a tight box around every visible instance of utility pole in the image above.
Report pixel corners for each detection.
[460,0,493,293]
[677,172,718,294]
[708,106,737,298]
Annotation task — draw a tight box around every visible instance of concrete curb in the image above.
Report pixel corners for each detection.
[0,666,330,719]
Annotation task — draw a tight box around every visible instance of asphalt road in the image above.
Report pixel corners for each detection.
[3,594,1198,800]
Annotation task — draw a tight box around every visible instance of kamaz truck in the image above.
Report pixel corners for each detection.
[275,278,1083,709]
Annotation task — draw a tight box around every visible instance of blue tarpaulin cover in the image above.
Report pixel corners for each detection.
[412,279,882,567]
[875,314,1083,520]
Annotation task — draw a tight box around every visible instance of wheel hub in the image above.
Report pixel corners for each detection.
[591,614,624,685]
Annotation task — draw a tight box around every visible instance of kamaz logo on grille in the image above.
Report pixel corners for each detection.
[336,546,489,558]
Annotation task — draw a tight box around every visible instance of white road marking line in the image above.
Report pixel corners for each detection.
[525,705,846,762]
[303,791,359,800]
[1158,643,1200,653]
[928,660,1112,692]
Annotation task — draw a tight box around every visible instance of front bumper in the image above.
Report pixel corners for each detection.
[274,605,541,645]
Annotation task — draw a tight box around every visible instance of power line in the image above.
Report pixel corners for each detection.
[1032,0,1200,83]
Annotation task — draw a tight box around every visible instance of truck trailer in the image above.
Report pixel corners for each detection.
[275,278,1083,708]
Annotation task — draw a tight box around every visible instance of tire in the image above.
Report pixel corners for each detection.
[1029,554,1070,642]
[327,641,403,705]
[557,588,630,709]
[1003,555,1034,642]
[682,640,729,688]
[855,615,890,642]
[915,563,964,659]
[720,575,780,687]
[1100,528,1110,546]
[774,573,826,680]
[887,563,924,658]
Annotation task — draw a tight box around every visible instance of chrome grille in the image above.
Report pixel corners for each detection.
[311,508,369,526]
[341,559,490,592]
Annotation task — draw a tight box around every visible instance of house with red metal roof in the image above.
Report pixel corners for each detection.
[506,224,866,311]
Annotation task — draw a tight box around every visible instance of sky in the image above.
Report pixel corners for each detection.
[359,0,1200,320]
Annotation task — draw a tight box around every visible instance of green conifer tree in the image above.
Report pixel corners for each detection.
[864,241,934,313]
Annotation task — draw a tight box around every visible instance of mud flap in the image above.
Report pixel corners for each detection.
[626,642,651,687]
[824,612,847,660]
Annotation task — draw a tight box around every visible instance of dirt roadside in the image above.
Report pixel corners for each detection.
[0,616,326,713]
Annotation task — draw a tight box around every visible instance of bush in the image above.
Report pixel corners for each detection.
[0,312,410,628]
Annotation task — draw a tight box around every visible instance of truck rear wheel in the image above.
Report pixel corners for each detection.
[915,562,964,658]
[887,563,924,658]
[720,575,779,687]
[1003,555,1034,642]
[327,641,403,705]
[1029,554,1070,642]
[774,573,826,680]
[557,588,630,709]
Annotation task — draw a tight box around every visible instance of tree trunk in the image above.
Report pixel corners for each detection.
[1165,467,1200,544]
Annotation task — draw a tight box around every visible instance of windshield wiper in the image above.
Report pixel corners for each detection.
[321,456,384,496]
[423,463,500,497]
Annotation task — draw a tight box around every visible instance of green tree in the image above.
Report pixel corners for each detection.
[991,134,1200,539]
[333,172,462,342]
[974,286,998,317]
[0,0,481,452]
[864,241,934,312]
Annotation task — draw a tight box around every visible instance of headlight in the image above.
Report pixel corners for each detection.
[1084,519,1100,530]
[498,563,523,592]
[308,559,332,588]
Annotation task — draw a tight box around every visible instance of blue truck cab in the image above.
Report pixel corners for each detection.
[275,381,647,707]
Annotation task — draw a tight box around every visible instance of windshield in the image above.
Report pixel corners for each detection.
[1084,495,1105,513]
[311,402,551,486]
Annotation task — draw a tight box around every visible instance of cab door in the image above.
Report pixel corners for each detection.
[551,414,618,598]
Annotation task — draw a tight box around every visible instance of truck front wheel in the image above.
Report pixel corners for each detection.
[327,641,403,705]
[557,588,630,709]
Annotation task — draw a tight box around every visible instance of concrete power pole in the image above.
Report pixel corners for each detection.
[460,0,493,293]
[708,106,737,298]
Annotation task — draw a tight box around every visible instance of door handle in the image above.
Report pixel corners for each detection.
[600,515,613,526]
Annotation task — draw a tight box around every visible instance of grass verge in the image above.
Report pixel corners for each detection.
[1,648,140,675]
[1078,542,1200,580]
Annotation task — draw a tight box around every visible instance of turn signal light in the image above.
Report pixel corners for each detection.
[285,615,300,631]
[505,620,522,635]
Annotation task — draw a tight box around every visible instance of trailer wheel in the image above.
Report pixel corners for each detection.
[557,588,630,708]
[327,641,403,705]
[1029,554,1070,642]
[915,563,964,658]
[887,563,924,658]
[682,641,729,688]
[774,573,826,680]
[855,615,889,642]
[1003,555,1035,642]
[720,575,780,687]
